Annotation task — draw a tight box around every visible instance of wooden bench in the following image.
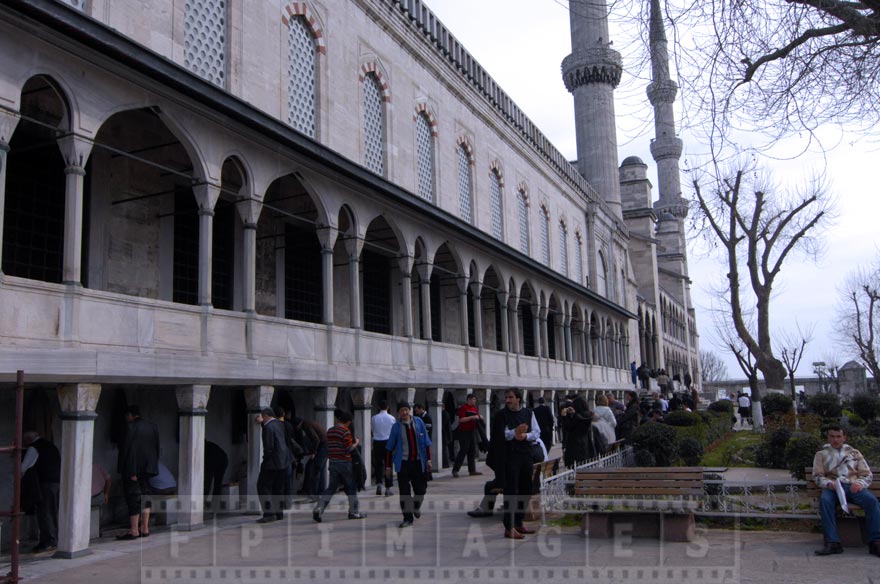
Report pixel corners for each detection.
[805,468,880,547]
[571,467,704,542]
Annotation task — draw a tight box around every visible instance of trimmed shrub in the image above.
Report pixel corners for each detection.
[849,435,880,466]
[807,393,842,419]
[851,394,880,422]
[784,432,822,480]
[755,427,791,469]
[630,422,679,467]
[664,411,702,427]
[843,410,865,428]
[634,449,656,466]
[679,437,704,466]
[761,393,793,418]
[708,400,734,414]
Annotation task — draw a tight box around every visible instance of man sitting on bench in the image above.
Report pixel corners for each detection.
[812,425,880,557]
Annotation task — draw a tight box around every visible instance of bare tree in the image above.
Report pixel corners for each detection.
[648,1,880,147]
[691,161,833,396]
[836,260,880,386]
[700,350,728,382]
[777,323,815,401]
[715,310,764,427]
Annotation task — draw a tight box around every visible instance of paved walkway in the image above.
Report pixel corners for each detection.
[6,461,878,584]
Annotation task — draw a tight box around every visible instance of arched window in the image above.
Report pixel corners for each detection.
[184,0,227,87]
[517,190,530,254]
[457,144,473,223]
[415,112,434,202]
[574,232,584,285]
[489,169,503,240]
[598,251,608,298]
[539,206,550,266]
[286,16,317,137]
[559,222,569,277]
[363,73,385,175]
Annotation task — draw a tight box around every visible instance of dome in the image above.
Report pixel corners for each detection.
[621,155,645,166]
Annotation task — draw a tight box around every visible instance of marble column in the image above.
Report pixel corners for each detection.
[457,277,470,346]
[564,314,573,363]
[193,184,221,306]
[417,262,433,340]
[539,307,549,358]
[316,227,338,326]
[55,383,101,559]
[346,238,364,329]
[0,111,20,272]
[393,387,416,410]
[398,256,414,338]
[244,386,274,509]
[56,135,93,285]
[497,291,510,352]
[508,296,520,354]
[312,387,338,492]
[242,222,257,313]
[470,281,483,349]
[425,388,444,467]
[176,385,211,530]
[351,387,374,486]
[476,388,491,429]
[533,308,543,359]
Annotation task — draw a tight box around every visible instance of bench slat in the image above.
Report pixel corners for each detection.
[577,467,703,474]
[576,479,704,489]
[574,487,704,496]
[576,473,702,482]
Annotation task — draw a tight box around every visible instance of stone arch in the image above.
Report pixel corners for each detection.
[359,61,391,102]
[481,264,504,351]
[362,213,405,336]
[281,3,327,54]
[546,291,562,360]
[413,103,438,135]
[516,280,539,357]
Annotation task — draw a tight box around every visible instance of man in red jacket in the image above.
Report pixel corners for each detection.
[451,394,483,478]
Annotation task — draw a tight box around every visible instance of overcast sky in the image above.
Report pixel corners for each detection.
[425,0,880,380]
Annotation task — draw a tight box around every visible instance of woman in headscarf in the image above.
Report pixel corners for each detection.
[560,396,597,468]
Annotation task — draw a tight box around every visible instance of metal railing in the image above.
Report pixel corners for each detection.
[0,370,24,584]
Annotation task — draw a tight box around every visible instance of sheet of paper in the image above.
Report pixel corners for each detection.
[835,480,850,514]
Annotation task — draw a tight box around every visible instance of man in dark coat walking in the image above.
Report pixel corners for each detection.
[256,408,291,523]
[21,431,61,552]
[116,405,160,540]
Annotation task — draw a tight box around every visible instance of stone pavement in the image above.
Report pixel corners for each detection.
[6,463,878,584]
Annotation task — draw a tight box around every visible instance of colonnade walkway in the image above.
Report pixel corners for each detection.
[10,462,879,584]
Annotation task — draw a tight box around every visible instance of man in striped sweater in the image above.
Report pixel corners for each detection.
[312,409,366,522]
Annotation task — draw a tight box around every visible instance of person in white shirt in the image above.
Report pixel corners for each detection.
[371,400,396,496]
[737,393,752,426]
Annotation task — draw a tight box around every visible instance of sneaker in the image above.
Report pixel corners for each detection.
[348,512,367,520]
[376,486,383,496]
[399,519,414,528]
[312,509,322,523]
[385,489,394,497]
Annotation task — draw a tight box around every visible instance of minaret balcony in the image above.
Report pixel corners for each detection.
[647,79,678,105]
[650,137,683,161]
[562,48,623,91]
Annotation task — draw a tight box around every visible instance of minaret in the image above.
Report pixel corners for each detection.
[648,0,688,237]
[562,0,623,218]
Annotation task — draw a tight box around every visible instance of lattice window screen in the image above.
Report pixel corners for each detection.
[184,0,227,87]
[457,145,473,223]
[58,0,86,10]
[363,74,385,174]
[287,16,317,137]
[540,207,550,266]
[489,171,503,240]
[517,191,530,254]
[575,235,584,284]
[559,222,568,277]
[416,114,434,202]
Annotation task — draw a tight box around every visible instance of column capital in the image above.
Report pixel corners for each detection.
[0,109,20,146]
[350,387,374,410]
[397,254,414,275]
[245,385,274,413]
[57,383,101,416]
[415,261,434,281]
[316,225,339,250]
[312,387,339,412]
[344,235,364,259]
[424,388,444,406]
[469,280,483,296]
[56,133,93,170]
[192,182,221,211]
[176,384,211,413]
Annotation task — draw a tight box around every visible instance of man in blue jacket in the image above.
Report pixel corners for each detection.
[385,402,432,528]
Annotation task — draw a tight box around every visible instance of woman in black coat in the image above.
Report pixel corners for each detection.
[615,390,641,442]
[560,396,597,469]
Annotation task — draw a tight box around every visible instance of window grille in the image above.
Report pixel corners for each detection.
[362,249,391,334]
[416,113,434,201]
[467,288,476,347]
[184,0,227,87]
[2,131,64,283]
[284,224,322,323]
[559,222,568,277]
[363,74,385,175]
[489,171,503,239]
[494,295,503,351]
[575,235,584,284]
[173,189,199,305]
[430,273,442,342]
[287,16,317,137]
[521,303,535,356]
[540,207,550,266]
[212,201,235,310]
[457,145,473,223]
[517,191,529,254]
[547,312,557,359]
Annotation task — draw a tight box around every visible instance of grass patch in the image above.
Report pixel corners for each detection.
[700,431,763,467]
[545,513,582,528]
